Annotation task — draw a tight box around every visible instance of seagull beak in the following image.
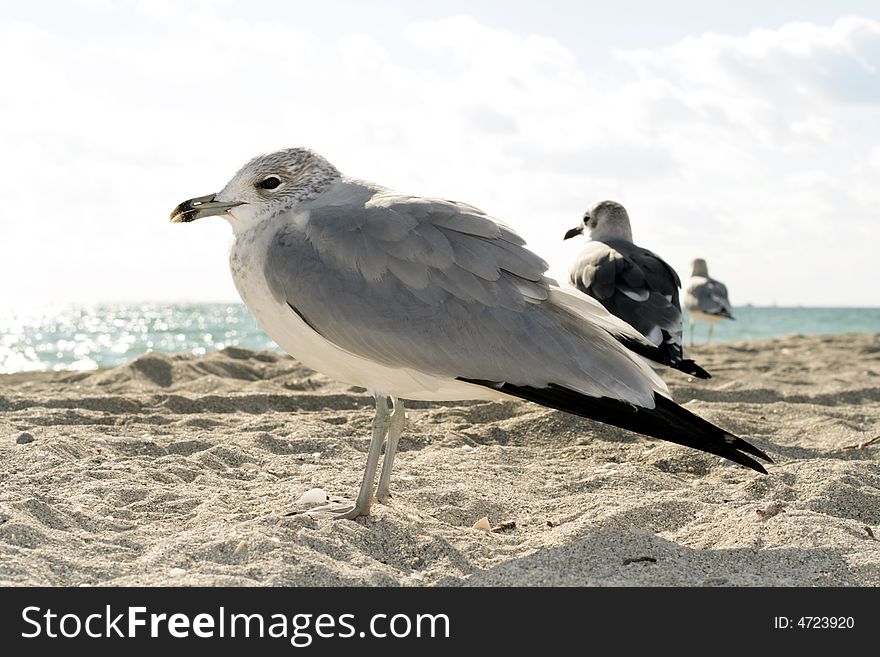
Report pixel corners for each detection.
[170,194,244,223]
[563,225,584,240]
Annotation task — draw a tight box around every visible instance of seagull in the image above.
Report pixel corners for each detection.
[684,258,735,345]
[563,200,709,379]
[170,148,770,520]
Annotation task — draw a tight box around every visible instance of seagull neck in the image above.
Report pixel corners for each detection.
[588,226,633,242]
[225,206,278,237]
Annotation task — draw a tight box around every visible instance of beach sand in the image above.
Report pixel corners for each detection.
[1,333,878,586]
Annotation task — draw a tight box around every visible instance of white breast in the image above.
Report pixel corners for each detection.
[227,216,505,403]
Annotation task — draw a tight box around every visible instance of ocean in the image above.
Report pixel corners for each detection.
[1,303,878,374]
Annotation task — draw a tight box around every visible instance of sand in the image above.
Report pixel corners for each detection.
[1,334,878,586]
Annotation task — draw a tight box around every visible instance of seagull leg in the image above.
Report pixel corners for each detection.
[345,394,391,517]
[707,323,714,344]
[375,398,405,504]
[689,319,695,347]
[295,395,391,520]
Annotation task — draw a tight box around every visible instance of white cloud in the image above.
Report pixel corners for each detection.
[623,17,880,104]
[0,8,878,307]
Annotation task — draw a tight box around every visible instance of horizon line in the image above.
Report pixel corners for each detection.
[2,300,880,311]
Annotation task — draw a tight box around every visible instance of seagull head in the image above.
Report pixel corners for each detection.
[563,200,633,242]
[691,258,709,277]
[170,147,340,232]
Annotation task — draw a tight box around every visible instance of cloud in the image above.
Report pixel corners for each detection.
[509,142,677,180]
[623,16,880,103]
[618,15,880,153]
[462,105,519,135]
[0,8,877,306]
[405,14,580,80]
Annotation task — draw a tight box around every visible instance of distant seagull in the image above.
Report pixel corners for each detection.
[171,148,770,519]
[684,258,735,345]
[564,200,709,379]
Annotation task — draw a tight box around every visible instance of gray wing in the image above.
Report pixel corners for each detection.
[569,239,684,359]
[685,276,735,318]
[264,192,662,405]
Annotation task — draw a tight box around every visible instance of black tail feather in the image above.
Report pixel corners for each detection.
[615,334,712,380]
[704,308,735,320]
[677,358,711,379]
[458,379,771,474]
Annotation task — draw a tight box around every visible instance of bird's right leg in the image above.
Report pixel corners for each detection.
[708,323,714,344]
[293,395,391,520]
[689,319,695,347]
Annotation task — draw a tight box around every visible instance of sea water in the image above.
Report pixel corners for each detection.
[1,303,878,374]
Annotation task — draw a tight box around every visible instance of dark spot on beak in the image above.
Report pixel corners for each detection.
[563,225,584,240]
[170,193,242,224]
[170,194,216,223]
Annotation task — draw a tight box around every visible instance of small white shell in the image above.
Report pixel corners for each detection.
[472,516,491,531]
[297,488,329,505]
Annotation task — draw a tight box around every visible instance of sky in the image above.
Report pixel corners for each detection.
[1,0,878,307]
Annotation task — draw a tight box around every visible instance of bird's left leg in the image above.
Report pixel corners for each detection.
[375,398,405,504]
[708,323,715,344]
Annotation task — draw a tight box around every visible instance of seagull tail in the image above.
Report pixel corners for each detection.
[458,379,771,474]
[614,333,712,380]
[677,358,711,379]
[708,308,735,320]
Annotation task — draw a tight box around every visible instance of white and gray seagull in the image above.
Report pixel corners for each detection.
[564,200,710,379]
[170,148,770,520]
[684,258,735,345]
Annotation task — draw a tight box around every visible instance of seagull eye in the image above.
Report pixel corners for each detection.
[258,176,282,190]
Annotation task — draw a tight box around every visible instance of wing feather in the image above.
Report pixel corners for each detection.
[264,190,668,405]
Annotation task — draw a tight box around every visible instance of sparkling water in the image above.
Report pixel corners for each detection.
[0,303,278,374]
[1,303,878,374]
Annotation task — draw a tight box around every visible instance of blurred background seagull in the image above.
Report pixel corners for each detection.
[170,148,770,520]
[564,200,709,379]
[684,258,736,345]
